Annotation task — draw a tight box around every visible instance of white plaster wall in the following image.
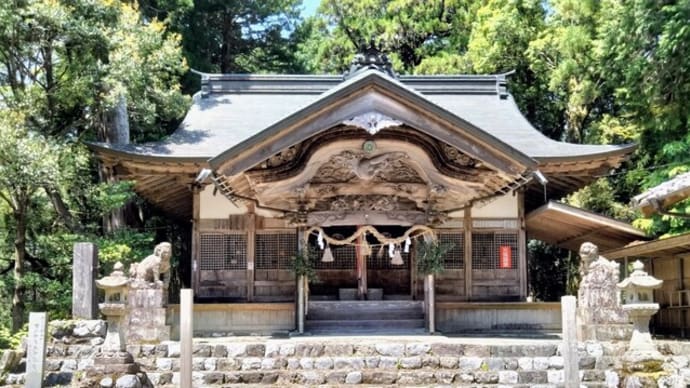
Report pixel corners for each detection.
[199,184,247,218]
[472,193,519,218]
[447,193,519,219]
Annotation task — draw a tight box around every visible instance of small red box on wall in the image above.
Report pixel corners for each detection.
[499,246,512,269]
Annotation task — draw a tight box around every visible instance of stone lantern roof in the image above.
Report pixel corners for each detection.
[617,260,663,290]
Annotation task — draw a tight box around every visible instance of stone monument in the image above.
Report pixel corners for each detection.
[576,242,631,341]
[126,242,172,343]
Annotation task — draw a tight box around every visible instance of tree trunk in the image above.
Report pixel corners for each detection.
[99,93,131,233]
[44,186,81,232]
[12,206,27,332]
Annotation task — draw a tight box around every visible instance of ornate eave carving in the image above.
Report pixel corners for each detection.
[343,112,402,135]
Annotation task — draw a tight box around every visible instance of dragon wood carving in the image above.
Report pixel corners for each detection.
[313,151,424,184]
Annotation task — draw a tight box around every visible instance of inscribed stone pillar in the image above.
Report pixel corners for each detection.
[25,312,47,388]
[72,243,98,319]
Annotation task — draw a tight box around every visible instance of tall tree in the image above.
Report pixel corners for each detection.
[598,0,690,236]
[171,0,304,74]
[0,0,187,331]
[299,0,479,74]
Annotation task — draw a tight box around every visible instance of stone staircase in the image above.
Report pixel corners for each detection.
[305,300,425,334]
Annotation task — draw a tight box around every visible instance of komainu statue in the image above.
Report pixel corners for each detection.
[129,242,172,287]
[577,242,629,341]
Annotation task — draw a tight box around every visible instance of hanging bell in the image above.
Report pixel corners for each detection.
[391,248,404,266]
[321,245,334,262]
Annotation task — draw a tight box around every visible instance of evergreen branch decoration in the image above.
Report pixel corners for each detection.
[415,239,454,275]
[290,247,317,281]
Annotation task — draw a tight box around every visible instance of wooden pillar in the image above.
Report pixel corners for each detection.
[296,227,305,334]
[246,206,256,302]
[428,274,435,334]
[356,232,367,300]
[191,187,201,296]
[518,190,528,299]
[464,207,473,301]
[411,240,418,300]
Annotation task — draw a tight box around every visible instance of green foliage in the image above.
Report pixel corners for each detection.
[415,239,454,275]
[0,325,26,350]
[290,247,317,281]
[527,240,573,301]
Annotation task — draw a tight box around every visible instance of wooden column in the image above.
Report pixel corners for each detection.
[464,207,473,301]
[428,274,435,334]
[191,187,201,295]
[356,232,367,300]
[411,241,418,300]
[296,227,305,334]
[246,206,256,302]
[518,190,528,299]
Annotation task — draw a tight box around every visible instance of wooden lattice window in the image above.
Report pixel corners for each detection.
[471,232,518,269]
[438,231,464,269]
[314,245,356,270]
[255,231,297,270]
[199,232,247,270]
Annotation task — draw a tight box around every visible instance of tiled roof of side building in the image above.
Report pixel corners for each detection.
[88,71,634,161]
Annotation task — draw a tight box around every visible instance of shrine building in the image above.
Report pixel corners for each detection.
[89,48,644,334]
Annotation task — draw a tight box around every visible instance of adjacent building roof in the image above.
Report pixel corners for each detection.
[603,232,690,260]
[526,201,647,252]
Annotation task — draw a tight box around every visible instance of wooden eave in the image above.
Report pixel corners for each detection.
[88,144,206,219]
[603,232,690,260]
[526,201,647,252]
[209,70,537,178]
[525,147,636,210]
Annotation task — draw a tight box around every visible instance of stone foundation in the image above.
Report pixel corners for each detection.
[3,331,690,387]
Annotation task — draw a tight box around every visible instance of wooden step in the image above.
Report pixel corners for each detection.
[307,300,423,321]
[305,318,425,333]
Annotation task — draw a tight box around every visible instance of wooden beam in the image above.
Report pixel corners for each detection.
[464,206,472,301]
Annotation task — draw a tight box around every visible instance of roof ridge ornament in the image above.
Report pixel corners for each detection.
[344,39,397,80]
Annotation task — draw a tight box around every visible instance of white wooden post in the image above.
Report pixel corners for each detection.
[180,289,193,388]
[561,295,579,388]
[26,312,47,388]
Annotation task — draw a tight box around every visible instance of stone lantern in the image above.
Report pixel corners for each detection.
[95,262,130,352]
[616,260,664,371]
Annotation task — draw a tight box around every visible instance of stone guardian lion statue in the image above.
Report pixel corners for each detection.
[129,242,172,287]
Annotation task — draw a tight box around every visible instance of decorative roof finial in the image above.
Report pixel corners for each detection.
[344,39,396,79]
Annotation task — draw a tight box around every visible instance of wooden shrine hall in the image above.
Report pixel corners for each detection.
[90,47,643,334]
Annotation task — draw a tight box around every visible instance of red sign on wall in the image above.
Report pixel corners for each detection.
[499,246,512,269]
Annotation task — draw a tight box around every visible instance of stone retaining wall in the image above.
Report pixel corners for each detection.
[2,320,690,387]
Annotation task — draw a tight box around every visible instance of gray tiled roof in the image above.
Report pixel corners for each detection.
[91,71,633,162]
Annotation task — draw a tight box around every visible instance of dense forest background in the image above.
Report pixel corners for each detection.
[1,0,689,341]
